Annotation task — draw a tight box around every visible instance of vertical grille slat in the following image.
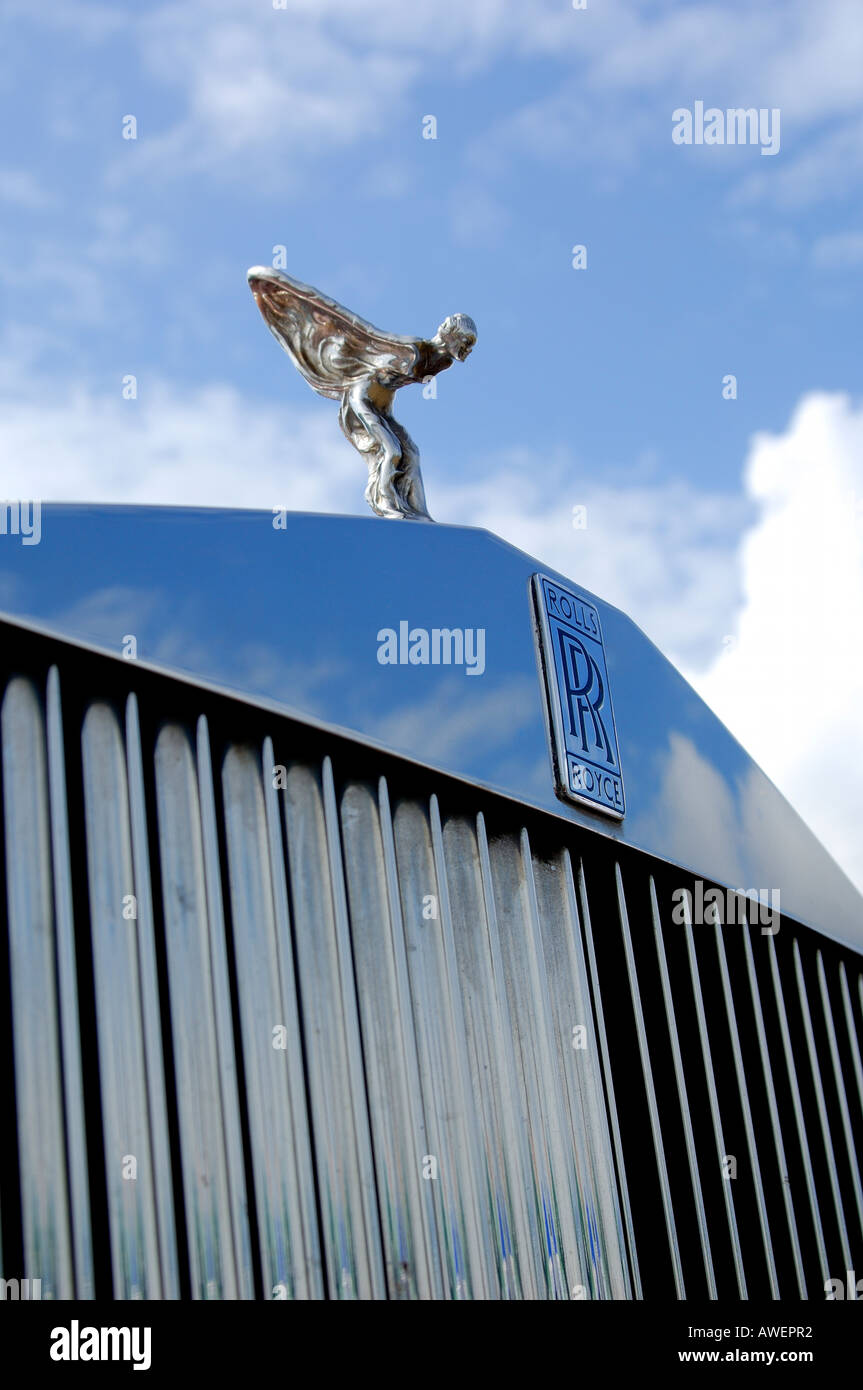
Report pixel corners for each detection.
[339,777,436,1299]
[378,774,445,1294]
[512,828,592,1295]
[280,760,385,1299]
[711,910,780,1298]
[575,857,642,1299]
[443,813,539,1299]
[647,877,717,1299]
[261,736,324,1296]
[428,796,502,1297]
[538,847,629,1299]
[220,744,322,1299]
[767,935,831,1287]
[680,897,748,1298]
[2,677,76,1298]
[485,830,582,1297]
[193,717,257,1299]
[320,758,388,1299]
[614,863,687,1298]
[840,965,863,1166]
[153,722,253,1299]
[817,954,863,1246]
[82,702,172,1298]
[792,940,853,1273]
[123,694,179,1299]
[46,668,94,1299]
[741,926,808,1298]
[389,797,492,1298]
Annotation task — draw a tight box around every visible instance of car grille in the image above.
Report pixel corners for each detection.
[1,620,861,1299]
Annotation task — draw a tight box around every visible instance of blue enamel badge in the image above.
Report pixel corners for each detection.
[532,574,625,820]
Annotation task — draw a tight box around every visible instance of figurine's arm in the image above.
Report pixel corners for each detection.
[413,339,454,381]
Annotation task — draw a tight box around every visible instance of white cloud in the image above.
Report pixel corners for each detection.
[0,376,362,511]
[14,0,563,190]
[472,1,863,208]
[4,0,122,42]
[812,230,863,269]
[14,0,863,214]
[0,251,110,326]
[434,462,748,670]
[121,0,565,184]
[690,392,863,892]
[0,169,56,210]
[733,114,863,209]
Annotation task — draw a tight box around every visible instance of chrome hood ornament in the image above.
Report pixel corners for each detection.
[247,266,476,521]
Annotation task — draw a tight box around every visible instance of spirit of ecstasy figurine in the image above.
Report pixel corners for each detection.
[247,266,476,521]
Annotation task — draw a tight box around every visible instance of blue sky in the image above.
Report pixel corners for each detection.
[4,0,861,487]
[1,0,862,887]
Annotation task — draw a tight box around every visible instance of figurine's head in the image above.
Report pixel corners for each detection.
[436,313,477,362]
